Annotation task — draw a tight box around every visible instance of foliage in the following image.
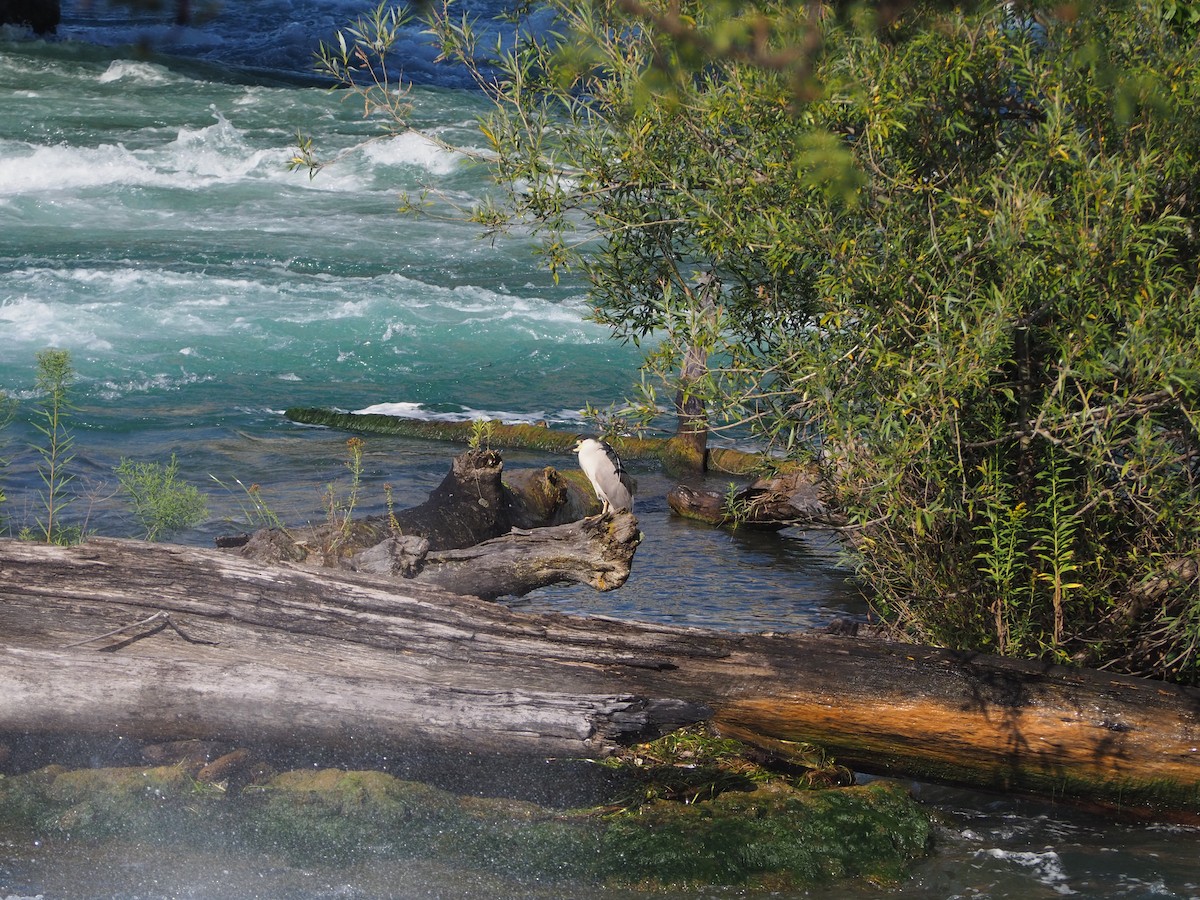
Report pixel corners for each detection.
[30,349,80,544]
[467,417,496,450]
[785,0,1200,681]
[0,388,14,512]
[322,436,366,559]
[210,476,289,532]
[312,0,1200,681]
[114,454,210,541]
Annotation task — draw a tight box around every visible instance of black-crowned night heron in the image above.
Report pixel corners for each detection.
[573,437,634,514]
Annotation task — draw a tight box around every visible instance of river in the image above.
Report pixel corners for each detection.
[1,1,1198,896]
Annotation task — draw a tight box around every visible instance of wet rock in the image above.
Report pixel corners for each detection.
[0,762,929,889]
[142,739,234,771]
[197,748,272,789]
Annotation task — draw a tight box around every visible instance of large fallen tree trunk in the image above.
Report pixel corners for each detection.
[2,537,1199,818]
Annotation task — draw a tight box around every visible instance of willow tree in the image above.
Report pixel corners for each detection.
[308,0,1200,682]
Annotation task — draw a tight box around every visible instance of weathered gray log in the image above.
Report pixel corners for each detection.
[229,449,639,597]
[354,512,641,598]
[0,537,707,758]
[2,537,1200,818]
[233,513,642,599]
[355,447,512,553]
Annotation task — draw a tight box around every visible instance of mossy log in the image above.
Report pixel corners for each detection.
[284,406,766,475]
[2,538,1200,818]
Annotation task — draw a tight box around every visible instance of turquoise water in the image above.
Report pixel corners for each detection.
[0,22,853,630]
[1,4,1199,897]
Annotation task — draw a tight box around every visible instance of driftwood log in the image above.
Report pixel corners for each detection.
[668,469,845,530]
[347,513,641,598]
[2,537,1200,819]
[226,448,640,598]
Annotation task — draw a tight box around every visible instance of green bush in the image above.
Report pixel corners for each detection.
[314,0,1200,681]
[115,454,209,541]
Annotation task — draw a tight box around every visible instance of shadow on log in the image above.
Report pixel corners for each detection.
[2,537,1200,820]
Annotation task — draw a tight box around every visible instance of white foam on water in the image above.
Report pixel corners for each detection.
[353,402,583,426]
[361,131,461,175]
[1114,875,1176,896]
[0,142,159,196]
[0,294,113,350]
[978,848,1075,895]
[94,370,216,400]
[266,272,600,344]
[380,321,412,341]
[97,59,175,85]
[354,401,426,418]
[164,107,277,181]
[0,107,307,199]
[275,297,376,325]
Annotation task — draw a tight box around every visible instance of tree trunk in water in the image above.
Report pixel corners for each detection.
[665,271,721,474]
[667,468,845,530]
[2,537,1200,819]
[221,449,640,597]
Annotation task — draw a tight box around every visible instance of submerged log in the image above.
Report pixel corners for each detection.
[284,407,767,475]
[667,468,845,530]
[2,537,1200,818]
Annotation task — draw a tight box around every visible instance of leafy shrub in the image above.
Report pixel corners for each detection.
[115,454,209,541]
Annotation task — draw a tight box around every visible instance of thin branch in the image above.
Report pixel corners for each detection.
[63,611,219,650]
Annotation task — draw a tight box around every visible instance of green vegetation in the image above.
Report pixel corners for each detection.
[0,352,212,544]
[114,454,210,541]
[307,0,1200,682]
[322,436,366,559]
[467,417,496,451]
[29,349,80,544]
[210,475,289,531]
[0,753,929,889]
[0,388,15,514]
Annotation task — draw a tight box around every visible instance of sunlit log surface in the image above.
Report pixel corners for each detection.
[2,536,1199,817]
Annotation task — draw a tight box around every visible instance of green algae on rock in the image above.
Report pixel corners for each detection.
[601,781,930,889]
[0,762,929,889]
